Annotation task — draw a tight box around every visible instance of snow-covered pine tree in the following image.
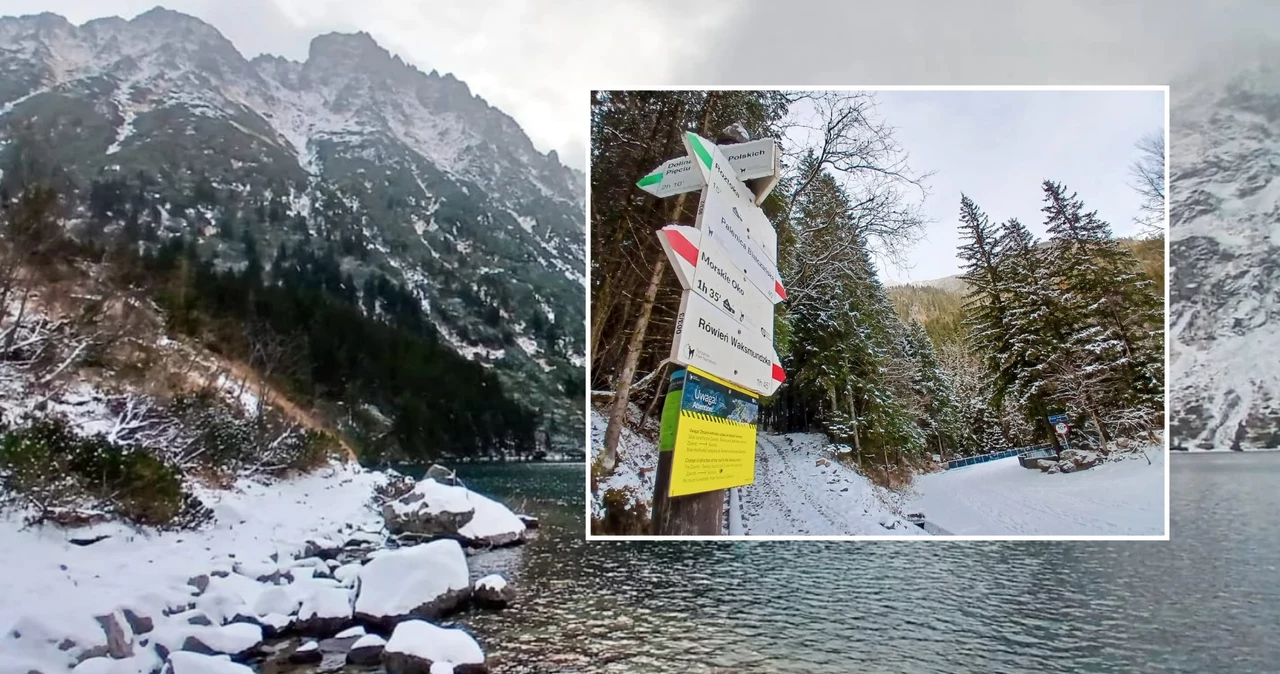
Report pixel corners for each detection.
[956,194,1027,415]
[903,319,964,457]
[994,217,1067,441]
[1040,180,1163,438]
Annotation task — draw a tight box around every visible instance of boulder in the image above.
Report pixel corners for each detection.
[228,612,290,639]
[251,586,301,618]
[162,651,255,674]
[187,575,210,594]
[287,641,322,665]
[424,464,460,486]
[353,540,470,628]
[293,587,354,636]
[383,491,475,538]
[177,624,263,660]
[169,610,214,627]
[472,575,515,609]
[346,633,387,666]
[381,621,486,674]
[121,608,155,636]
[334,626,367,639]
[382,479,526,547]
[94,612,134,659]
[333,563,363,586]
[1034,459,1056,472]
[304,538,343,561]
[1059,449,1102,471]
[4,614,112,668]
[232,561,283,584]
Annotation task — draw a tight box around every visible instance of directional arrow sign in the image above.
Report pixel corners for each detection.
[636,138,777,200]
[683,131,783,278]
[745,205,778,265]
[670,289,784,396]
[657,225,774,344]
[696,182,786,304]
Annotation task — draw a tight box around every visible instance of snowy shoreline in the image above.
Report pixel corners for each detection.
[0,460,530,673]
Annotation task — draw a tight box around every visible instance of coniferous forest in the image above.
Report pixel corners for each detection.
[591,90,1165,481]
[1,139,546,465]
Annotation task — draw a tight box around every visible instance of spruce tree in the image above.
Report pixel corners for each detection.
[955,194,1017,406]
[1041,180,1163,436]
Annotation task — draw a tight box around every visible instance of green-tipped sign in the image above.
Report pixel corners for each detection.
[635,138,778,200]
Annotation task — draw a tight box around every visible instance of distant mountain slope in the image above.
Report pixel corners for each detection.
[1168,47,1280,450]
[0,8,585,449]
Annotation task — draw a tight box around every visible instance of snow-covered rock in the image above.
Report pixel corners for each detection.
[471,575,514,609]
[232,560,282,583]
[335,626,366,639]
[71,649,162,674]
[333,563,362,586]
[251,586,300,618]
[151,622,262,660]
[95,611,135,659]
[383,479,525,547]
[345,633,387,666]
[3,613,110,669]
[424,464,460,486]
[288,640,322,664]
[303,538,342,560]
[162,651,255,674]
[0,460,387,651]
[382,621,485,674]
[1059,449,1103,471]
[294,587,354,636]
[353,540,470,627]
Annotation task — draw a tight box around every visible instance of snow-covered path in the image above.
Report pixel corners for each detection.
[738,434,923,536]
[907,449,1166,536]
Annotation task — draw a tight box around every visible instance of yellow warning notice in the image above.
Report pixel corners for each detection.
[668,366,759,497]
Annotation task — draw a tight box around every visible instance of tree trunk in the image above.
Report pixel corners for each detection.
[1087,408,1109,454]
[599,255,665,473]
[5,283,32,351]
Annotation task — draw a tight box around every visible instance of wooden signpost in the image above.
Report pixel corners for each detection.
[640,131,785,535]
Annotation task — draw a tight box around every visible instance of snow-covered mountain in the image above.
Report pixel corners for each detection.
[0,8,585,448]
[1170,45,1280,450]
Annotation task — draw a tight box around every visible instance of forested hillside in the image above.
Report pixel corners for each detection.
[591,91,1165,526]
[0,10,585,469]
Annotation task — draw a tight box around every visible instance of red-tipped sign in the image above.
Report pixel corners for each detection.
[670,290,785,397]
[658,225,776,344]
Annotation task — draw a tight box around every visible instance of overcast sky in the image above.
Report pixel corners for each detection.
[862,89,1165,284]
[15,0,1280,174]
[9,0,1280,280]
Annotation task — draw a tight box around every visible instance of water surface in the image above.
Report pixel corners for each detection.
[456,454,1280,673]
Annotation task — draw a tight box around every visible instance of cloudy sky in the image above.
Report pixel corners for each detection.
[13,0,1280,172]
[866,89,1165,284]
[9,0,1277,280]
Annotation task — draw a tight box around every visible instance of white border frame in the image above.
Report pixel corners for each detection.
[584,84,1171,542]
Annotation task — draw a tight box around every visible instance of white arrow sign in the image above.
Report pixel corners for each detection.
[636,137,778,200]
[671,289,784,396]
[657,225,774,344]
[684,131,782,271]
[695,181,786,304]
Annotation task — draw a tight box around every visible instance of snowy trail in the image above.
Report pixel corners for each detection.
[738,434,923,536]
[907,449,1166,536]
